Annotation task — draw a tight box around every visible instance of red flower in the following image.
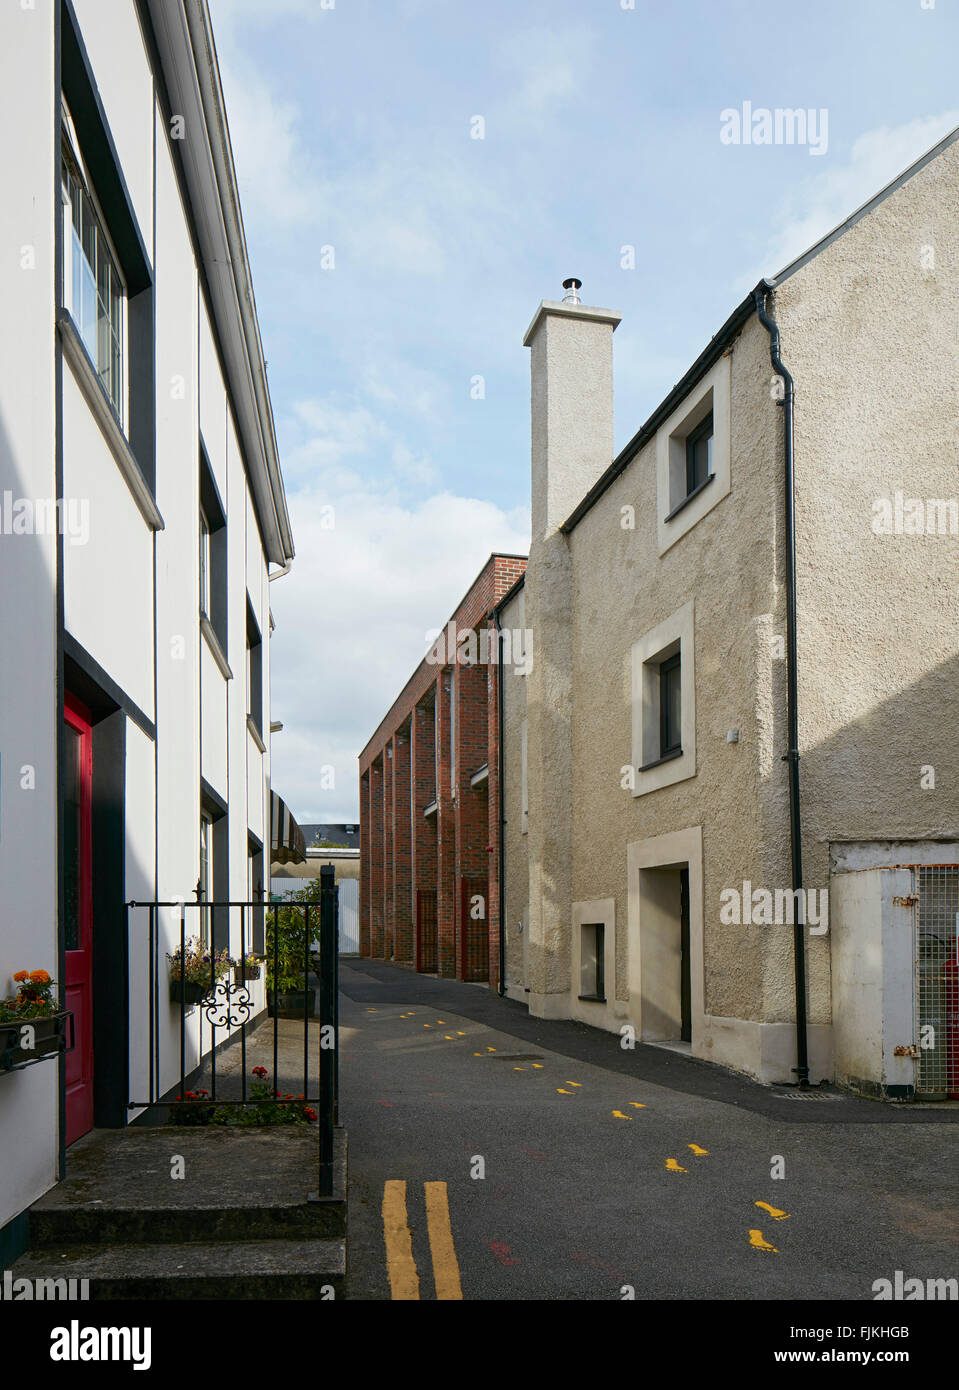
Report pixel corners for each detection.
[304,1107,317,1122]
[252,1066,267,1078]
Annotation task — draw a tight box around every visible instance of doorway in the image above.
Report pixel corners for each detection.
[637,862,691,1044]
[63,693,94,1145]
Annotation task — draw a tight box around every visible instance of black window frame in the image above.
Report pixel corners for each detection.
[246,599,263,737]
[685,411,713,498]
[60,0,155,490]
[660,652,682,758]
[199,444,228,650]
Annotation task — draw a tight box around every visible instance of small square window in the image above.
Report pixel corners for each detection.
[659,652,682,758]
[580,923,605,1001]
[685,412,713,496]
[631,600,696,796]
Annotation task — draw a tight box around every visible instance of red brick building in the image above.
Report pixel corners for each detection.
[358,554,527,989]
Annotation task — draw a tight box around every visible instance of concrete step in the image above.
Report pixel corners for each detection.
[10,1236,346,1300]
[29,1126,347,1246]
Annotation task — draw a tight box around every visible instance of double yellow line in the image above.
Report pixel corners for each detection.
[382,1180,463,1300]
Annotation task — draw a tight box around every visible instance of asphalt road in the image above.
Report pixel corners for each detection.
[340,960,959,1302]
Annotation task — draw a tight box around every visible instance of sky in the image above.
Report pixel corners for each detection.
[206,0,959,825]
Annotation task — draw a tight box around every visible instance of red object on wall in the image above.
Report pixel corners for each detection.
[946,957,959,1100]
[63,693,94,1146]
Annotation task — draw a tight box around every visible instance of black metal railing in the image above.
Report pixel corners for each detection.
[127,864,339,1194]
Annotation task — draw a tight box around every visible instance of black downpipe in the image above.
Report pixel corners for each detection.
[754,282,810,1088]
[495,610,506,997]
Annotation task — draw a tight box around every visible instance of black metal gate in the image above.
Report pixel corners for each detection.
[127,863,339,1193]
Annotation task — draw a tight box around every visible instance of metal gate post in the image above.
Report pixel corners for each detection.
[317,864,337,1197]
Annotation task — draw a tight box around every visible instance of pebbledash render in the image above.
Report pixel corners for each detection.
[500,128,959,1099]
[358,554,526,990]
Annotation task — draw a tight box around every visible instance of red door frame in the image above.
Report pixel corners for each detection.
[64,692,94,1146]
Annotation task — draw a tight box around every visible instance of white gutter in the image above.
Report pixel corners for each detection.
[146,0,294,566]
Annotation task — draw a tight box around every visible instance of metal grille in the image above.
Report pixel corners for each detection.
[417,890,438,974]
[916,866,959,1098]
[461,876,489,983]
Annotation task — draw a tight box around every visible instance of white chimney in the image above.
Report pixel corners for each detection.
[523,281,622,542]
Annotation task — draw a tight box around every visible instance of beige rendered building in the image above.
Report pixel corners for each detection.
[500,128,959,1100]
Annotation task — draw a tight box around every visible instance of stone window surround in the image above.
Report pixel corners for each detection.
[631,599,696,797]
[656,353,731,555]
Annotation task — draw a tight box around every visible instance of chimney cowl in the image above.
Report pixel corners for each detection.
[561,278,582,304]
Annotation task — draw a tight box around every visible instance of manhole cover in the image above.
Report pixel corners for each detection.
[489,1054,544,1061]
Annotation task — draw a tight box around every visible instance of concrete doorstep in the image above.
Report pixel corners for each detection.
[11,1127,348,1301]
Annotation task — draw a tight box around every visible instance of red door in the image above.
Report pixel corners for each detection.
[63,694,94,1145]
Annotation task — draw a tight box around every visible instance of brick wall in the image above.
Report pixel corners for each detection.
[358,554,527,985]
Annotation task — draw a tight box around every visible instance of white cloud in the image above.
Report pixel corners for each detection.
[756,112,959,282]
[268,486,530,821]
[498,26,594,119]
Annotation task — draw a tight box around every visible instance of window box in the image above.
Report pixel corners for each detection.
[268,989,316,1019]
[169,979,208,1007]
[0,1011,73,1073]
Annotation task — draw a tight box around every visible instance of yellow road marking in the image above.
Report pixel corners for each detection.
[688,1144,709,1156]
[487,1047,496,1053]
[456,1031,466,1036]
[514,1066,525,1071]
[611,1110,630,1119]
[424,1182,464,1300]
[749,1229,779,1252]
[564,1081,582,1087]
[629,1102,646,1109]
[382,1181,419,1300]
[557,1088,575,1095]
[444,1035,455,1040]
[424,1024,432,1028]
[473,1051,483,1056]
[665,1158,687,1173]
[755,1201,790,1221]
[532,1063,544,1069]
[437,1020,446,1024]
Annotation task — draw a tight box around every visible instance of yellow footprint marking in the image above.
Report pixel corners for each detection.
[611,1110,631,1120]
[755,1201,790,1221]
[665,1159,687,1173]
[564,1081,582,1087]
[749,1229,779,1253]
[513,1067,525,1072]
[532,1064,544,1069]
[486,1047,496,1053]
[456,1031,466,1036]
[366,1009,378,1013]
[473,1052,483,1056]
[437,1020,447,1025]
[444,1035,455,1040]
[423,1024,432,1029]
[629,1102,646,1109]
[557,1088,575,1095]
[688,1144,709,1156]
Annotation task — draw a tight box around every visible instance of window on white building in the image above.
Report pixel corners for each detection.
[61,112,126,427]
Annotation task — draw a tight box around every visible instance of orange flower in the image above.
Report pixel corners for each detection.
[12,972,27,983]
[30,970,51,984]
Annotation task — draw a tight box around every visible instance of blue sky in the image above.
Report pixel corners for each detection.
[207,0,959,823]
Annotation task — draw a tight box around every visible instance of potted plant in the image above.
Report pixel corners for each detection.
[233,952,262,984]
[266,887,318,1018]
[0,970,71,1072]
[166,938,233,1005]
